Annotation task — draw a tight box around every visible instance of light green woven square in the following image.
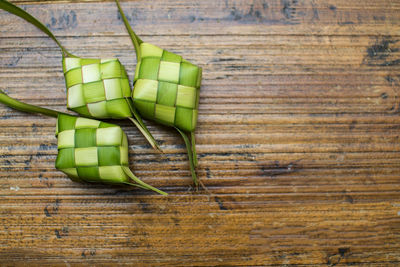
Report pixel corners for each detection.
[82,64,101,83]
[99,166,127,183]
[58,130,75,149]
[176,85,196,108]
[63,57,81,73]
[158,61,180,84]
[67,84,85,108]
[75,117,101,129]
[96,127,123,146]
[75,147,98,167]
[141,42,163,58]
[104,79,123,100]
[133,79,158,102]
[87,101,108,118]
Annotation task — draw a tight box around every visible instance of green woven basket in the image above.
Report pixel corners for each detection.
[0,90,167,195]
[116,0,202,186]
[0,0,160,151]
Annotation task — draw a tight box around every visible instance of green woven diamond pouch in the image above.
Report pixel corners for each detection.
[116,0,202,186]
[0,0,161,151]
[63,58,132,119]
[0,90,167,195]
[132,43,202,132]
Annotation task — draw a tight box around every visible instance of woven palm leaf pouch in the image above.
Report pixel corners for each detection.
[0,0,161,151]
[0,90,167,195]
[116,0,202,186]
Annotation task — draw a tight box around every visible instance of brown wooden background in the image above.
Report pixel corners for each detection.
[1,0,400,265]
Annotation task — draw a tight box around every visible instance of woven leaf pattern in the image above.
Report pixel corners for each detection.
[132,43,202,132]
[55,114,131,184]
[63,58,132,119]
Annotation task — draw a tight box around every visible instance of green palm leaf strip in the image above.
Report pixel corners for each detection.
[116,0,202,186]
[176,128,197,186]
[0,0,160,151]
[0,90,167,195]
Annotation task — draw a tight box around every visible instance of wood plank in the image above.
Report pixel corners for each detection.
[1,0,400,265]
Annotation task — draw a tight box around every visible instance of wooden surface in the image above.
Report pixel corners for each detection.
[1,0,400,265]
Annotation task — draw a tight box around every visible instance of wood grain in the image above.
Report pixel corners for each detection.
[1,0,400,265]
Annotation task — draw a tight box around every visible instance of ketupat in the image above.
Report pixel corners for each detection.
[115,0,202,186]
[0,0,161,151]
[0,90,167,195]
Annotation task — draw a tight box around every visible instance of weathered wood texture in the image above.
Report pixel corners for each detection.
[1,0,400,265]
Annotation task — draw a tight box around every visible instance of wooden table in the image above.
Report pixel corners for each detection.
[1,0,400,265]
